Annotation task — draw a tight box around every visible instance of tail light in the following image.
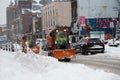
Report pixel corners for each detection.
[84,42,89,46]
[100,43,104,46]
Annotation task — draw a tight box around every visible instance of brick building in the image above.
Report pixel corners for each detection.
[6,0,40,41]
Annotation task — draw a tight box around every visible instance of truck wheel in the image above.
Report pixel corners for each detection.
[115,45,118,47]
[58,59,64,62]
[81,50,88,55]
[64,58,71,62]
[48,53,53,57]
[101,50,105,53]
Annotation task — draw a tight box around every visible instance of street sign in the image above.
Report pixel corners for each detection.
[80,16,85,26]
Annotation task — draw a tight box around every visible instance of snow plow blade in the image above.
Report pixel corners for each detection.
[31,46,40,54]
[23,46,40,54]
[53,48,76,59]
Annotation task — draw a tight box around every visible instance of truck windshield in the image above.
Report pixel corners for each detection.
[56,31,67,38]
[56,31,69,49]
[27,35,35,48]
[88,38,101,43]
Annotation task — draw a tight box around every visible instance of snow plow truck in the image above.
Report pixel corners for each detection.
[47,27,76,61]
[21,33,40,54]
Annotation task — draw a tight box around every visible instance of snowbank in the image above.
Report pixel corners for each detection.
[95,44,120,59]
[0,50,120,80]
[105,45,120,58]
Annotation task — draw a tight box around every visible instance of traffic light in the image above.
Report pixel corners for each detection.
[1,27,4,32]
[12,25,15,31]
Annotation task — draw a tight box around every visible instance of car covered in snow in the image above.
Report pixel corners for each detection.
[108,38,120,47]
[73,37,105,55]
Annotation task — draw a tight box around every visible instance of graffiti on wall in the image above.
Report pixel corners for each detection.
[80,18,118,39]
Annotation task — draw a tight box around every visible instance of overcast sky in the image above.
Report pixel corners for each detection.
[0,0,10,25]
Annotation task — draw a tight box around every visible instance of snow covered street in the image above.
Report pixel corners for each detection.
[0,44,120,80]
[72,54,120,75]
[71,44,120,75]
[1,0,120,80]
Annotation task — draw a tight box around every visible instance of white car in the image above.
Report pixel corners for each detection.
[108,39,120,47]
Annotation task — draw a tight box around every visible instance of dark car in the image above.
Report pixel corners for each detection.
[73,37,105,55]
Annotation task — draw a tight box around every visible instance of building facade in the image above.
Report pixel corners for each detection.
[41,1,71,36]
[76,0,119,39]
[6,0,43,41]
[77,0,118,18]
[7,4,22,41]
[71,0,78,34]
[7,2,33,41]
[71,0,77,23]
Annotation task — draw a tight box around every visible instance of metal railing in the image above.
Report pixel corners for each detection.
[0,42,15,52]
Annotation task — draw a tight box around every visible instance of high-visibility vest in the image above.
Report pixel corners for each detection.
[56,37,67,45]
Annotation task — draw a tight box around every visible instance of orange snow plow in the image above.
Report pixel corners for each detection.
[21,33,40,54]
[53,49,76,59]
[47,27,76,61]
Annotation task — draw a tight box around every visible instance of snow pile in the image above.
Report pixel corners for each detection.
[105,45,120,58]
[95,44,120,59]
[0,50,120,80]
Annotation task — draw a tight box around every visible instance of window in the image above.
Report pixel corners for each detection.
[88,38,101,43]
[56,31,69,49]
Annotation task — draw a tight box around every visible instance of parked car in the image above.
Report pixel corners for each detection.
[73,37,105,55]
[108,38,120,47]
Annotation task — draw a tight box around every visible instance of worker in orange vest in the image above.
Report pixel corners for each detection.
[21,36,27,53]
[47,32,53,48]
